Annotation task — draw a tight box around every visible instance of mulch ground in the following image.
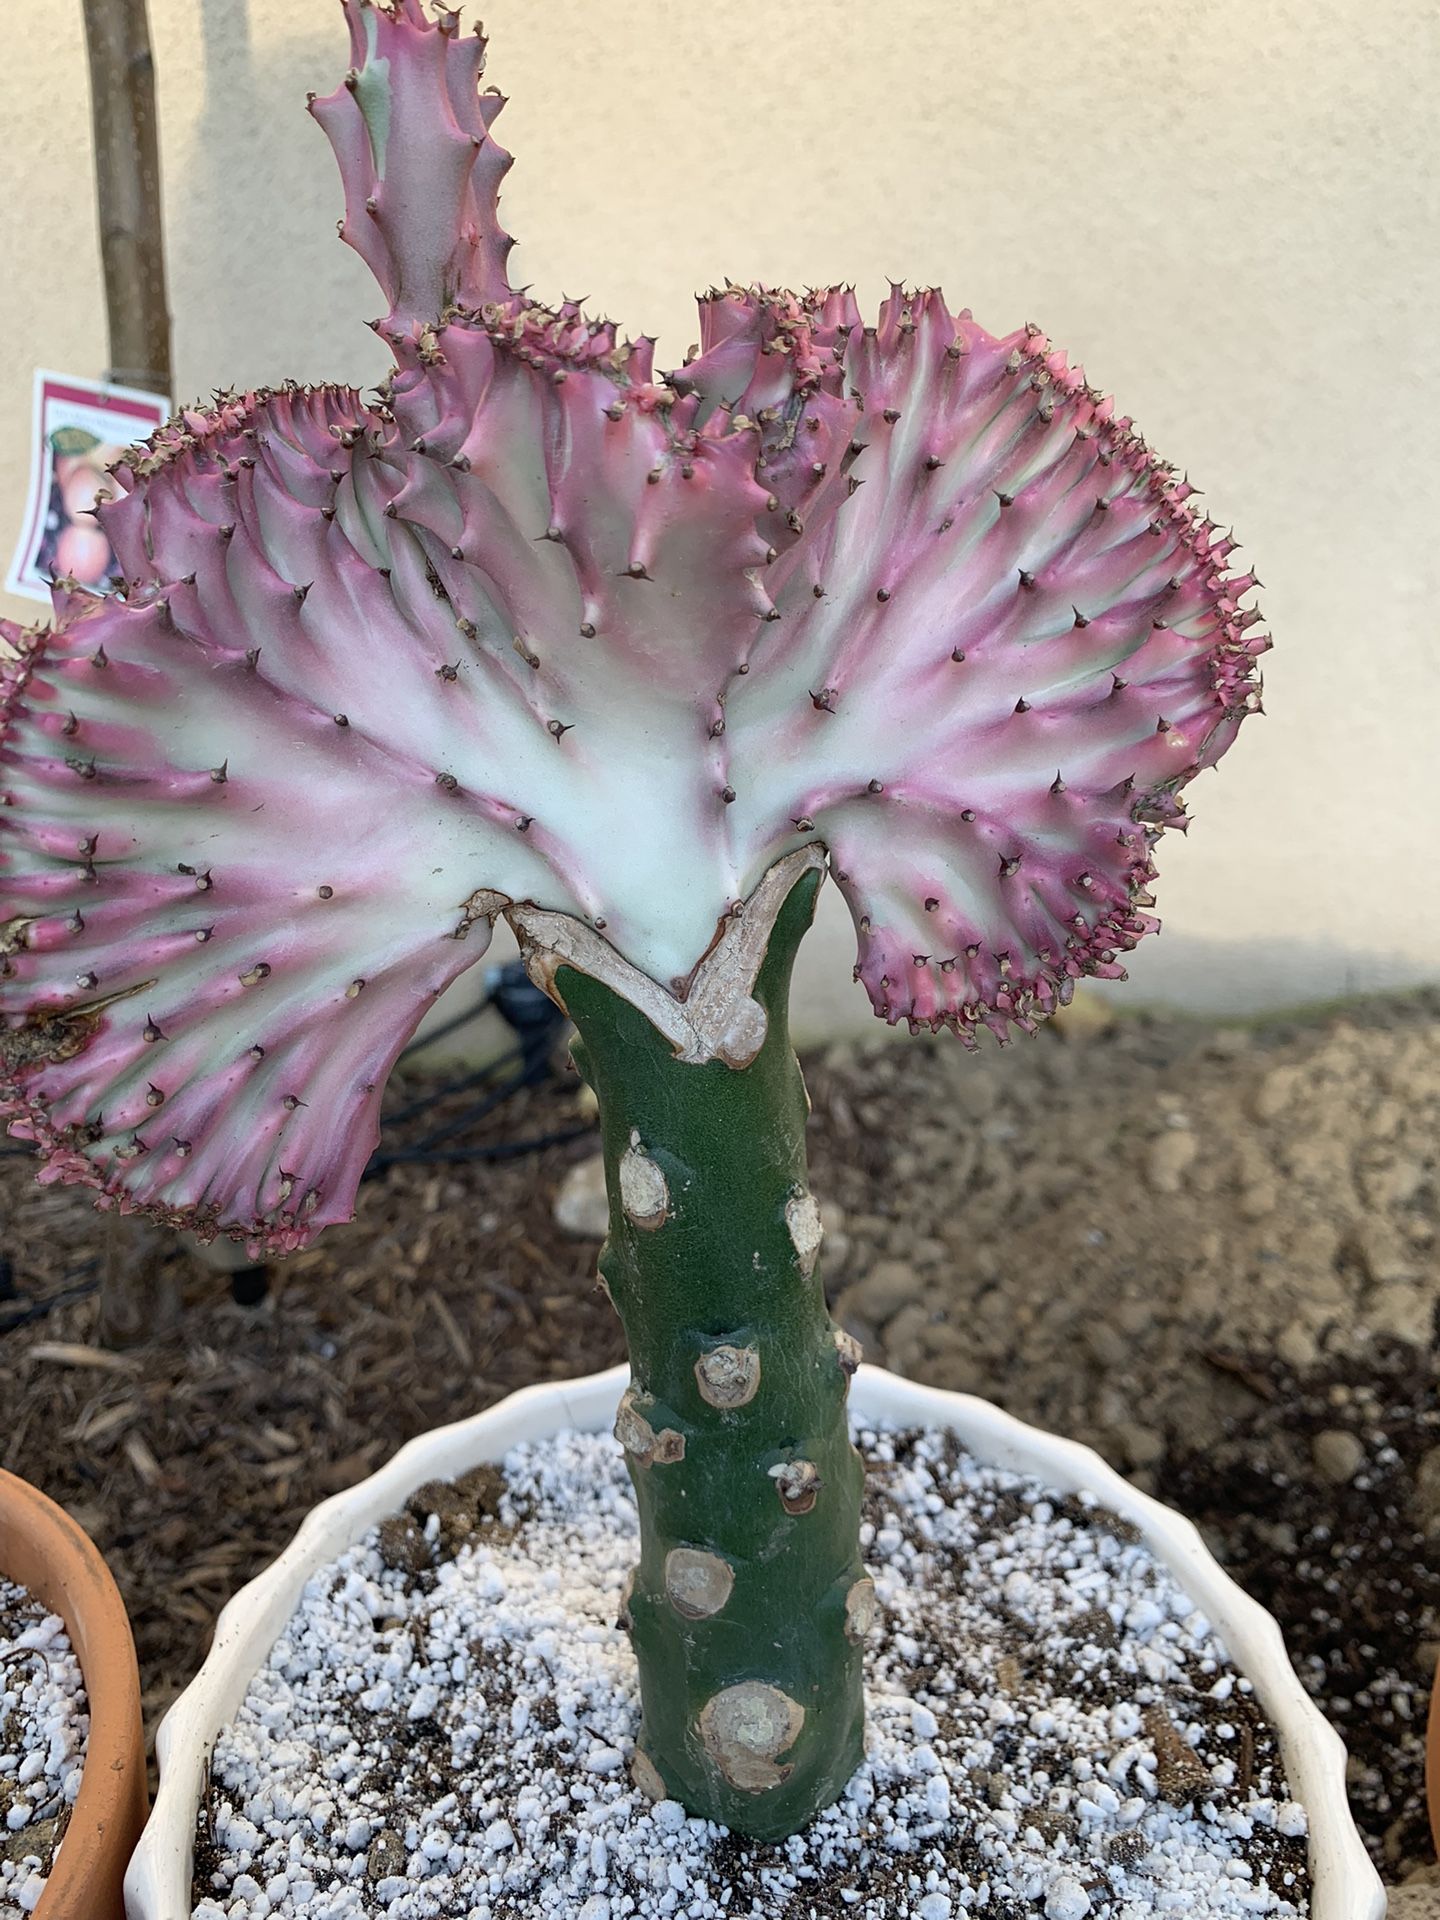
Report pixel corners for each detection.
[1,993,1436,1884]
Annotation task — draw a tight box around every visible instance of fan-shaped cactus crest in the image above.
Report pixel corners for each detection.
[2,0,1265,1844]
[0,5,1263,1245]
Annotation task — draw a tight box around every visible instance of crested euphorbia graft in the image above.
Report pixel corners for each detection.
[0,0,1264,1840]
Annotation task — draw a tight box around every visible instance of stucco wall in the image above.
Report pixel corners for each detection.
[2,0,1436,1039]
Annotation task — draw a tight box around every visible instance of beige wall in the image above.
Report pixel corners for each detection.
[3,0,1436,1038]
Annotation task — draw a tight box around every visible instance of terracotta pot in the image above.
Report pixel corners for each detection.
[129,1363,1383,1919]
[0,1469,148,1920]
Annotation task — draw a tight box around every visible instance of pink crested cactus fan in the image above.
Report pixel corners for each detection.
[2,0,1264,1839]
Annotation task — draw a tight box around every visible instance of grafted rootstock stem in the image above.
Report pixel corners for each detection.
[553,868,872,1839]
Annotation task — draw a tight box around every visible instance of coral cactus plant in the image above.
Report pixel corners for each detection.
[0,0,1264,1843]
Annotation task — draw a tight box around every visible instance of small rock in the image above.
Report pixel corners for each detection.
[1367,1283,1433,1345]
[1312,1428,1365,1485]
[1237,1176,1278,1221]
[1253,1064,1301,1122]
[553,1154,610,1238]
[1276,1323,1318,1372]
[1367,1095,1405,1141]
[1141,1703,1210,1804]
[1254,1519,1298,1556]
[366,1831,406,1883]
[844,1258,921,1328]
[995,1654,1024,1693]
[1043,1874,1091,1919]
[1145,1129,1197,1195]
[1083,1321,1129,1370]
[1345,1221,1416,1289]
[1115,1422,1165,1470]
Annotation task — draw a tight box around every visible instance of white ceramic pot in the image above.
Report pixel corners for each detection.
[125,1364,1385,1919]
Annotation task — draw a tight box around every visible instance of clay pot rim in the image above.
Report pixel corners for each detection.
[0,1468,147,1920]
[128,1362,1384,1920]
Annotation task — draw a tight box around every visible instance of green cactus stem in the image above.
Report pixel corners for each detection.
[554,863,871,1839]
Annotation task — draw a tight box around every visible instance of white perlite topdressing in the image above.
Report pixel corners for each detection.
[196,1429,1310,1920]
[0,1579,88,1919]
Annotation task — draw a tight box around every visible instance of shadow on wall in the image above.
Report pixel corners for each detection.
[787,891,1431,1043]
[173,0,389,397]
[417,888,1431,1067]
[1093,929,1432,1023]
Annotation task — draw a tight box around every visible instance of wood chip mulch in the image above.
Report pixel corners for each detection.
[0,1062,623,1752]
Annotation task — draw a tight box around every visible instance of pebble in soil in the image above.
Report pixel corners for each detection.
[194,1432,1311,1920]
[0,1580,88,1919]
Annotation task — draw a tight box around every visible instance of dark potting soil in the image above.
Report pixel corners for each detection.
[1156,1336,1440,1883]
[193,1427,1311,1919]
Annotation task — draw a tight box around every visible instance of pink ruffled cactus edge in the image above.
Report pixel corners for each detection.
[0,0,1266,1251]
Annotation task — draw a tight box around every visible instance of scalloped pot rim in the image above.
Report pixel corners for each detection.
[123,1365,1385,1920]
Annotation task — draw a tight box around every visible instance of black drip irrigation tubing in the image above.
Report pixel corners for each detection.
[2,964,595,1321]
[361,962,586,1180]
[0,1254,101,1336]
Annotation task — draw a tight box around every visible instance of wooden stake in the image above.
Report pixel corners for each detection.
[82,0,172,399]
